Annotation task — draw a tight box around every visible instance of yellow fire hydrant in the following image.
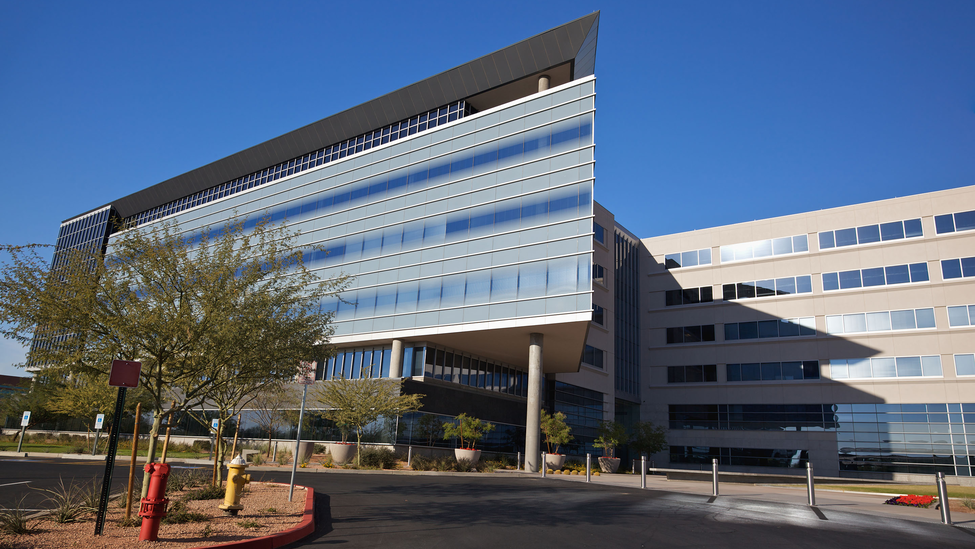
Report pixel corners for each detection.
[219,454,251,516]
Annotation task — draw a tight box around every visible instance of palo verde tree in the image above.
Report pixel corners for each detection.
[313,377,423,466]
[539,409,573,455]
[250,381,302,456]
[0,215,348,487]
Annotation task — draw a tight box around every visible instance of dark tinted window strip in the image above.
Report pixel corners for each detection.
[120,101,473,231]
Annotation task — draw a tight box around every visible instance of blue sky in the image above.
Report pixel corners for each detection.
[1,1,973,376]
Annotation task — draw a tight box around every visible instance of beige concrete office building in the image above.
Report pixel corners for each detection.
[642,185,975,479]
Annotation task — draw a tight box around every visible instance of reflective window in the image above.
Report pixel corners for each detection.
[593,222,606,246]
[726,361,819,382]
[669,404,835,432]
[720,235,808,264]
[593,263,606,286]
[818,218,922,249]
[723,318,815,340]
[955,354,975,376]
[947,305,975,327]
[667,365,717,383]
[591,304,605,326]
[723,275,812,300]
[830,356,942,379]
[665,248,712,269]
[666,325,716,344]
[835,402,974,476]
[583,345,605,369]
[670,446,809,468]
[123,101,476,229]
[826,308,936,334]
[935,209,975,234]
[941,256,975,280]
[823,263,928,291]
[665,286,714,306]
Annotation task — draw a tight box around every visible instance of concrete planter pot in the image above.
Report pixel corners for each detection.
[296,441,315,464]
[330,442,357,465]
[598,457,621,473]
[545,453,567,470]
[454,448,481,463]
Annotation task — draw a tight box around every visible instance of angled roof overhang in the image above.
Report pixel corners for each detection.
[76,12,599,222]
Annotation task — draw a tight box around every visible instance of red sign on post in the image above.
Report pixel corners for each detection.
[109,360,142,388]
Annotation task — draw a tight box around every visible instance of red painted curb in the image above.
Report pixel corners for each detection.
[189,484,315,549]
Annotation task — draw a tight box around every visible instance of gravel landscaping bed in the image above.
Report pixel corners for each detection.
[0,482,306,549]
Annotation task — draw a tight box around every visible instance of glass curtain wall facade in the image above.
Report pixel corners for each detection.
[111,78,596,339]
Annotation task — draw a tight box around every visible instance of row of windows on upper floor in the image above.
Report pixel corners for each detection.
[818,218,922,249]
[298,184,591,270]
[122,101,473,229]
[160,115,594,254]
[667,362,820,383]
[322,255,590,322]
[666,304,975,346]
[935,209,975,235]
[666,355,972,384]
[660,213,975,271]
[664,258,975,311]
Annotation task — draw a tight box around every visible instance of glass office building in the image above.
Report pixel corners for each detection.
[45,14,615,466]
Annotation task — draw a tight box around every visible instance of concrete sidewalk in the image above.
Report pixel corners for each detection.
[542,469,975,529]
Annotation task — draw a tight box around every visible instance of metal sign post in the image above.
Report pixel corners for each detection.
[94,360,142,536]
[289,362,315,502]
[16,411,30,453]
[92,413,105,455]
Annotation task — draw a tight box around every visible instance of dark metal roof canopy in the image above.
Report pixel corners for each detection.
[80,12,599,222]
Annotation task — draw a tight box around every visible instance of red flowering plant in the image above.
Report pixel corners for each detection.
[883,494,936,508]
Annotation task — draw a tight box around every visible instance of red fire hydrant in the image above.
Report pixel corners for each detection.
[138,462,171,541]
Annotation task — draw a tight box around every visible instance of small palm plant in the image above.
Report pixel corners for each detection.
[442,413,495,450]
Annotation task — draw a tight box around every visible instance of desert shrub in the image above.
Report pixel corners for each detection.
[320,454,334,468]
[238,520,262,529]
[454,458,476,472]
[250,453,264,465]
[37,477,89,523]
[167,468,210,492]
[433,456,457,472]
[192,440,211,452]
[963,497,975,510]
[161,501,208,524]
[359,447,398,469]
[409,454,432,471]
[0,497,36,535]
[183,483,225,501]
[70,445,87,454]
[276,449,292,465]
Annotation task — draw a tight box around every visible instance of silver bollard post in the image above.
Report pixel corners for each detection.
[712,458,719,496]
[517,452,521,471]
[641,456,647,489]
[407,446,413,468]
[806,462,816,506]
[632,459,636,474]
[272,440,278,462]
[586,453,592,482]
[936,472,952,525]
[541,452,547,477]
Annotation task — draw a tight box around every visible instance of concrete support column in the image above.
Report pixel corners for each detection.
[389,339,404,378]
[537,74,550,93]
[525,333,543,472]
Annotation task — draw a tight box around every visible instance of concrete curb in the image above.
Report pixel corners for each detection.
[188,483,315,549]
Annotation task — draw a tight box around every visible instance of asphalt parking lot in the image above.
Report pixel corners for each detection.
[3,457,973,548]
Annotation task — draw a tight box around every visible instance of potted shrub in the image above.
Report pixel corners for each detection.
[443,413,495,463]
[329,422,357,465]
[540,410,573,470]
[593,421,627,473]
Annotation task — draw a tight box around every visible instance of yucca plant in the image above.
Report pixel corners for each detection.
[37,477,88,523]
[0,496,37,535]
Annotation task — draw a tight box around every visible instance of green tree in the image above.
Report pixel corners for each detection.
[539,409,573,455]
[442,413,495,450]
[313,377,423,466]
[629,421,667,457]
[0,216,348,490]
[593,421,628,458]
